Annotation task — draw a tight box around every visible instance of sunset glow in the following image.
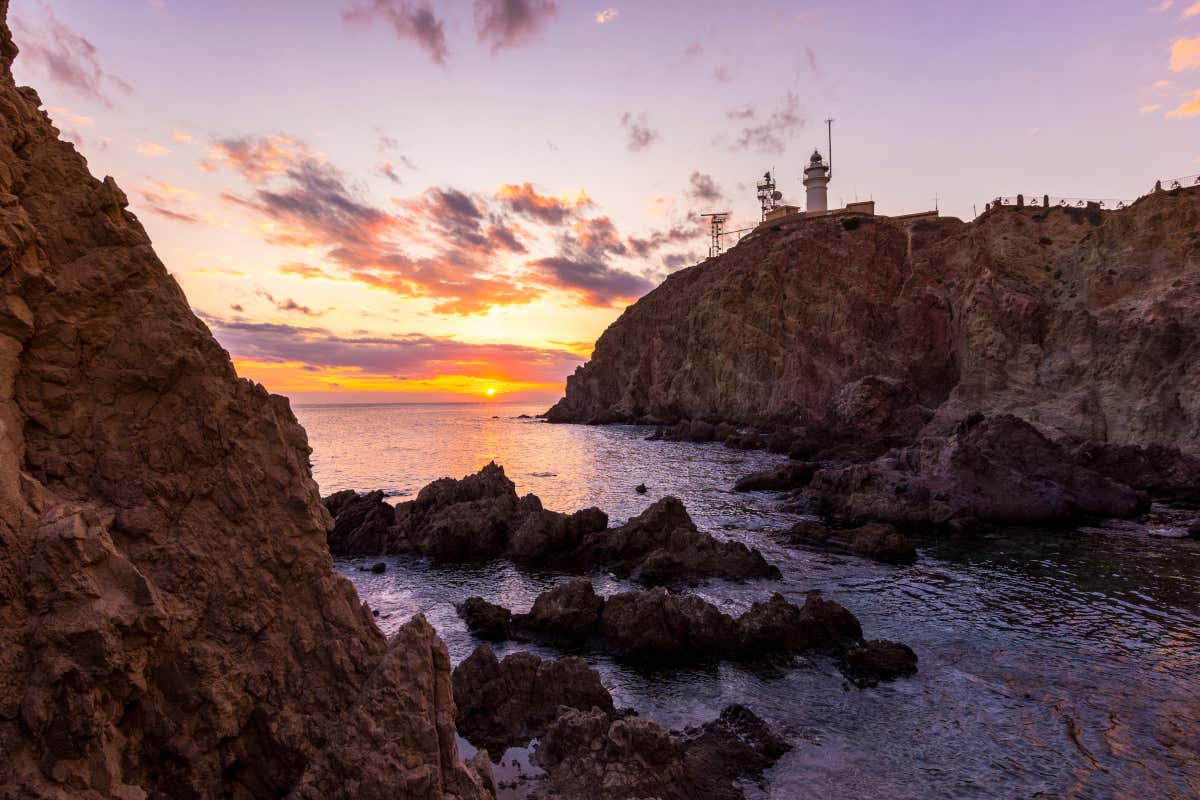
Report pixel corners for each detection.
[13,0,1198,404]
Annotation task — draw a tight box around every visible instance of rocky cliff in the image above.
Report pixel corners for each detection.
[0,4,490,798]
[548,191,1200,455]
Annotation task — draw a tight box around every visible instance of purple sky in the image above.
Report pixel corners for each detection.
[10,0,1200,402]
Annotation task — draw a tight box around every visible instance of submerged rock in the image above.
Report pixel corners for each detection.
[452,645,615,757]
[784,519,917,565]
[0,12,490,795]
[841,640,920,687]
[806,414,1145,530]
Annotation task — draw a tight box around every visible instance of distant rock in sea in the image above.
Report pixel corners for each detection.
[0,5,489,796]
[546,192,1200,460]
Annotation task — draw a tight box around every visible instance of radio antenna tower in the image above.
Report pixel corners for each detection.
[756,170,782,220]
[701,212,730,258]
[825,118,834,181]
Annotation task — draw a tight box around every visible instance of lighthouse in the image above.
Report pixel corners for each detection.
[803,150,830,213]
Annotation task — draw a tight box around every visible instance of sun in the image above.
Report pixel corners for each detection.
[485,387,496,396]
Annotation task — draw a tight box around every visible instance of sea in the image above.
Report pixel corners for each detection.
[295,401,1200,800]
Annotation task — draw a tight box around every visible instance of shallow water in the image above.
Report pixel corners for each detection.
[296,402,1200,800]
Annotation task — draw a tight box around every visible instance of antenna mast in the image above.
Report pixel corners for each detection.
[825,118,834,182]
[700,212,730,258]
[756,170,782,221]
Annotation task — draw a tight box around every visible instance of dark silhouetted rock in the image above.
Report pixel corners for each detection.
[841,640,920,687]
[600,587,740,656]
[806,414,1145,530]
[459,596,513,641]
[519,578,606,639]
[784,519,917,565]
[510,506,607,562]
[734,461,821,492]
[534,704,789,800]
[370,561,387,573]
[452,645,614,757]
[1072,441,1200,501]
[578,496,780,584]
[325,489,397,556]
[635,483,648,493]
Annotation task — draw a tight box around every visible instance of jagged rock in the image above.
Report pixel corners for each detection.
[533,704,788,800]
[806,414,1145,530]
[509,506,607,562]
[459,596,513,641]
[840,640,920,687]
[678,704,791,800]
[784,519,917,565]
[546,192,1200,458]
[325,489,397,555]
[0,8,490,795]
[600,587,740,656]
[577,496,780,584]
[739,591,863,654]
[519,578,606,639]
[1072,441,1200,501]
[325,469,773,584]
[734,461,821,492]
[452,645,615,757]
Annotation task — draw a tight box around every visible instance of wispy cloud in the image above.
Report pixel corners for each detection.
[1151,0,1175,12]
[620,111,658,151]
[712,64,736,83]
[687,171,724,203]
[170,130,194,142]
[1140,103,1163,113]
[474,0,559,53]
[727,92,804,154]
[256,289,324,316]
[594,8,618,24]
[496,182,592,225]
[1184,1,1200,18]
[1166,89,1200,117]
[1169,36,1200,72]
[199,134,317,183]
[11,1,133,106]
[343,0,450,65]
[135,142,172,156]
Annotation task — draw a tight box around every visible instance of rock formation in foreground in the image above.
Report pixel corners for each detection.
[325,463,779,583]
[547,190,1200,457]
[457,580,917,686]
[0,6,489,797]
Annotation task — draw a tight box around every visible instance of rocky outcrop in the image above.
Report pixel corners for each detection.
[459,581,916,684]
[0,7,489,797]
[1071,441,1200,501]
[458,596,513,641]
[451,645,614,757]
[327,468,778,584]
[733,461,821,492]
[805,414,1145,530]
[533,704,788,800]
[783,519,917,565]
[547,191,1200,457]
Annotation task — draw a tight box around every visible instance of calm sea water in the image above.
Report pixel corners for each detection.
[296,402,1200,800]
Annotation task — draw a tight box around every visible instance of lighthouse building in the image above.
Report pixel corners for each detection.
[803,150,830,213]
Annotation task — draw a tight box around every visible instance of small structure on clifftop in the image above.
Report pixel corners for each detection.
[803,150,830,213]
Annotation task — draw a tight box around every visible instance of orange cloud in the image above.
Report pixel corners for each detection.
[201,134,318,182]
[171,131,194,142]
[1169,37,1200,72]
[1183,1,1200,18]
[135,142,171,156]
[1140,103,1163,114]
[496,182,592,225]
[1166,89,1200,117]
[594,8,618,24]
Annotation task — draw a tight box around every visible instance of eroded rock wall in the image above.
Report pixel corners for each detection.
[548,193,1200,454]
[0,3,489,797]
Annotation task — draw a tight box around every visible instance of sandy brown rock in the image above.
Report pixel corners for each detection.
[547,194,1200,457]
[0,7,488,797]
[451,645,614,757]
[806,414,1145,530]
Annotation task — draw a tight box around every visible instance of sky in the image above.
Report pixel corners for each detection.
[8,0,1200,405]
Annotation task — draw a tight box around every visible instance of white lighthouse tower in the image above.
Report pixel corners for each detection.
[803,150,830,213]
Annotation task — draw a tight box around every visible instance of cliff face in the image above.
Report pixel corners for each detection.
[548,191,1200,454]
[0,5,489,799]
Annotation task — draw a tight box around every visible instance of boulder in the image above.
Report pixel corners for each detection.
[840,640,920,687]
[806,414,1145,530]
[733,461,821,492]
[600,587,740,656]
[452,645,615,757]
[1072,441,1200,501]
[458,596,513,641]
[324,489,396,556]
[519,578,606,639]
[533,704,789,800]
[510,506,607,562]
[739,591,863,654]
[578,496,780,584]
[784,519,917,565]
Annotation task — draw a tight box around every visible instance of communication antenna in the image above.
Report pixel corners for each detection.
[700,212,730,258]
[756,170,781,220]
[825,118,834,181]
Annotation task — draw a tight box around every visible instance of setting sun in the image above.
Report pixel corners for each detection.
[485,388,496,396]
